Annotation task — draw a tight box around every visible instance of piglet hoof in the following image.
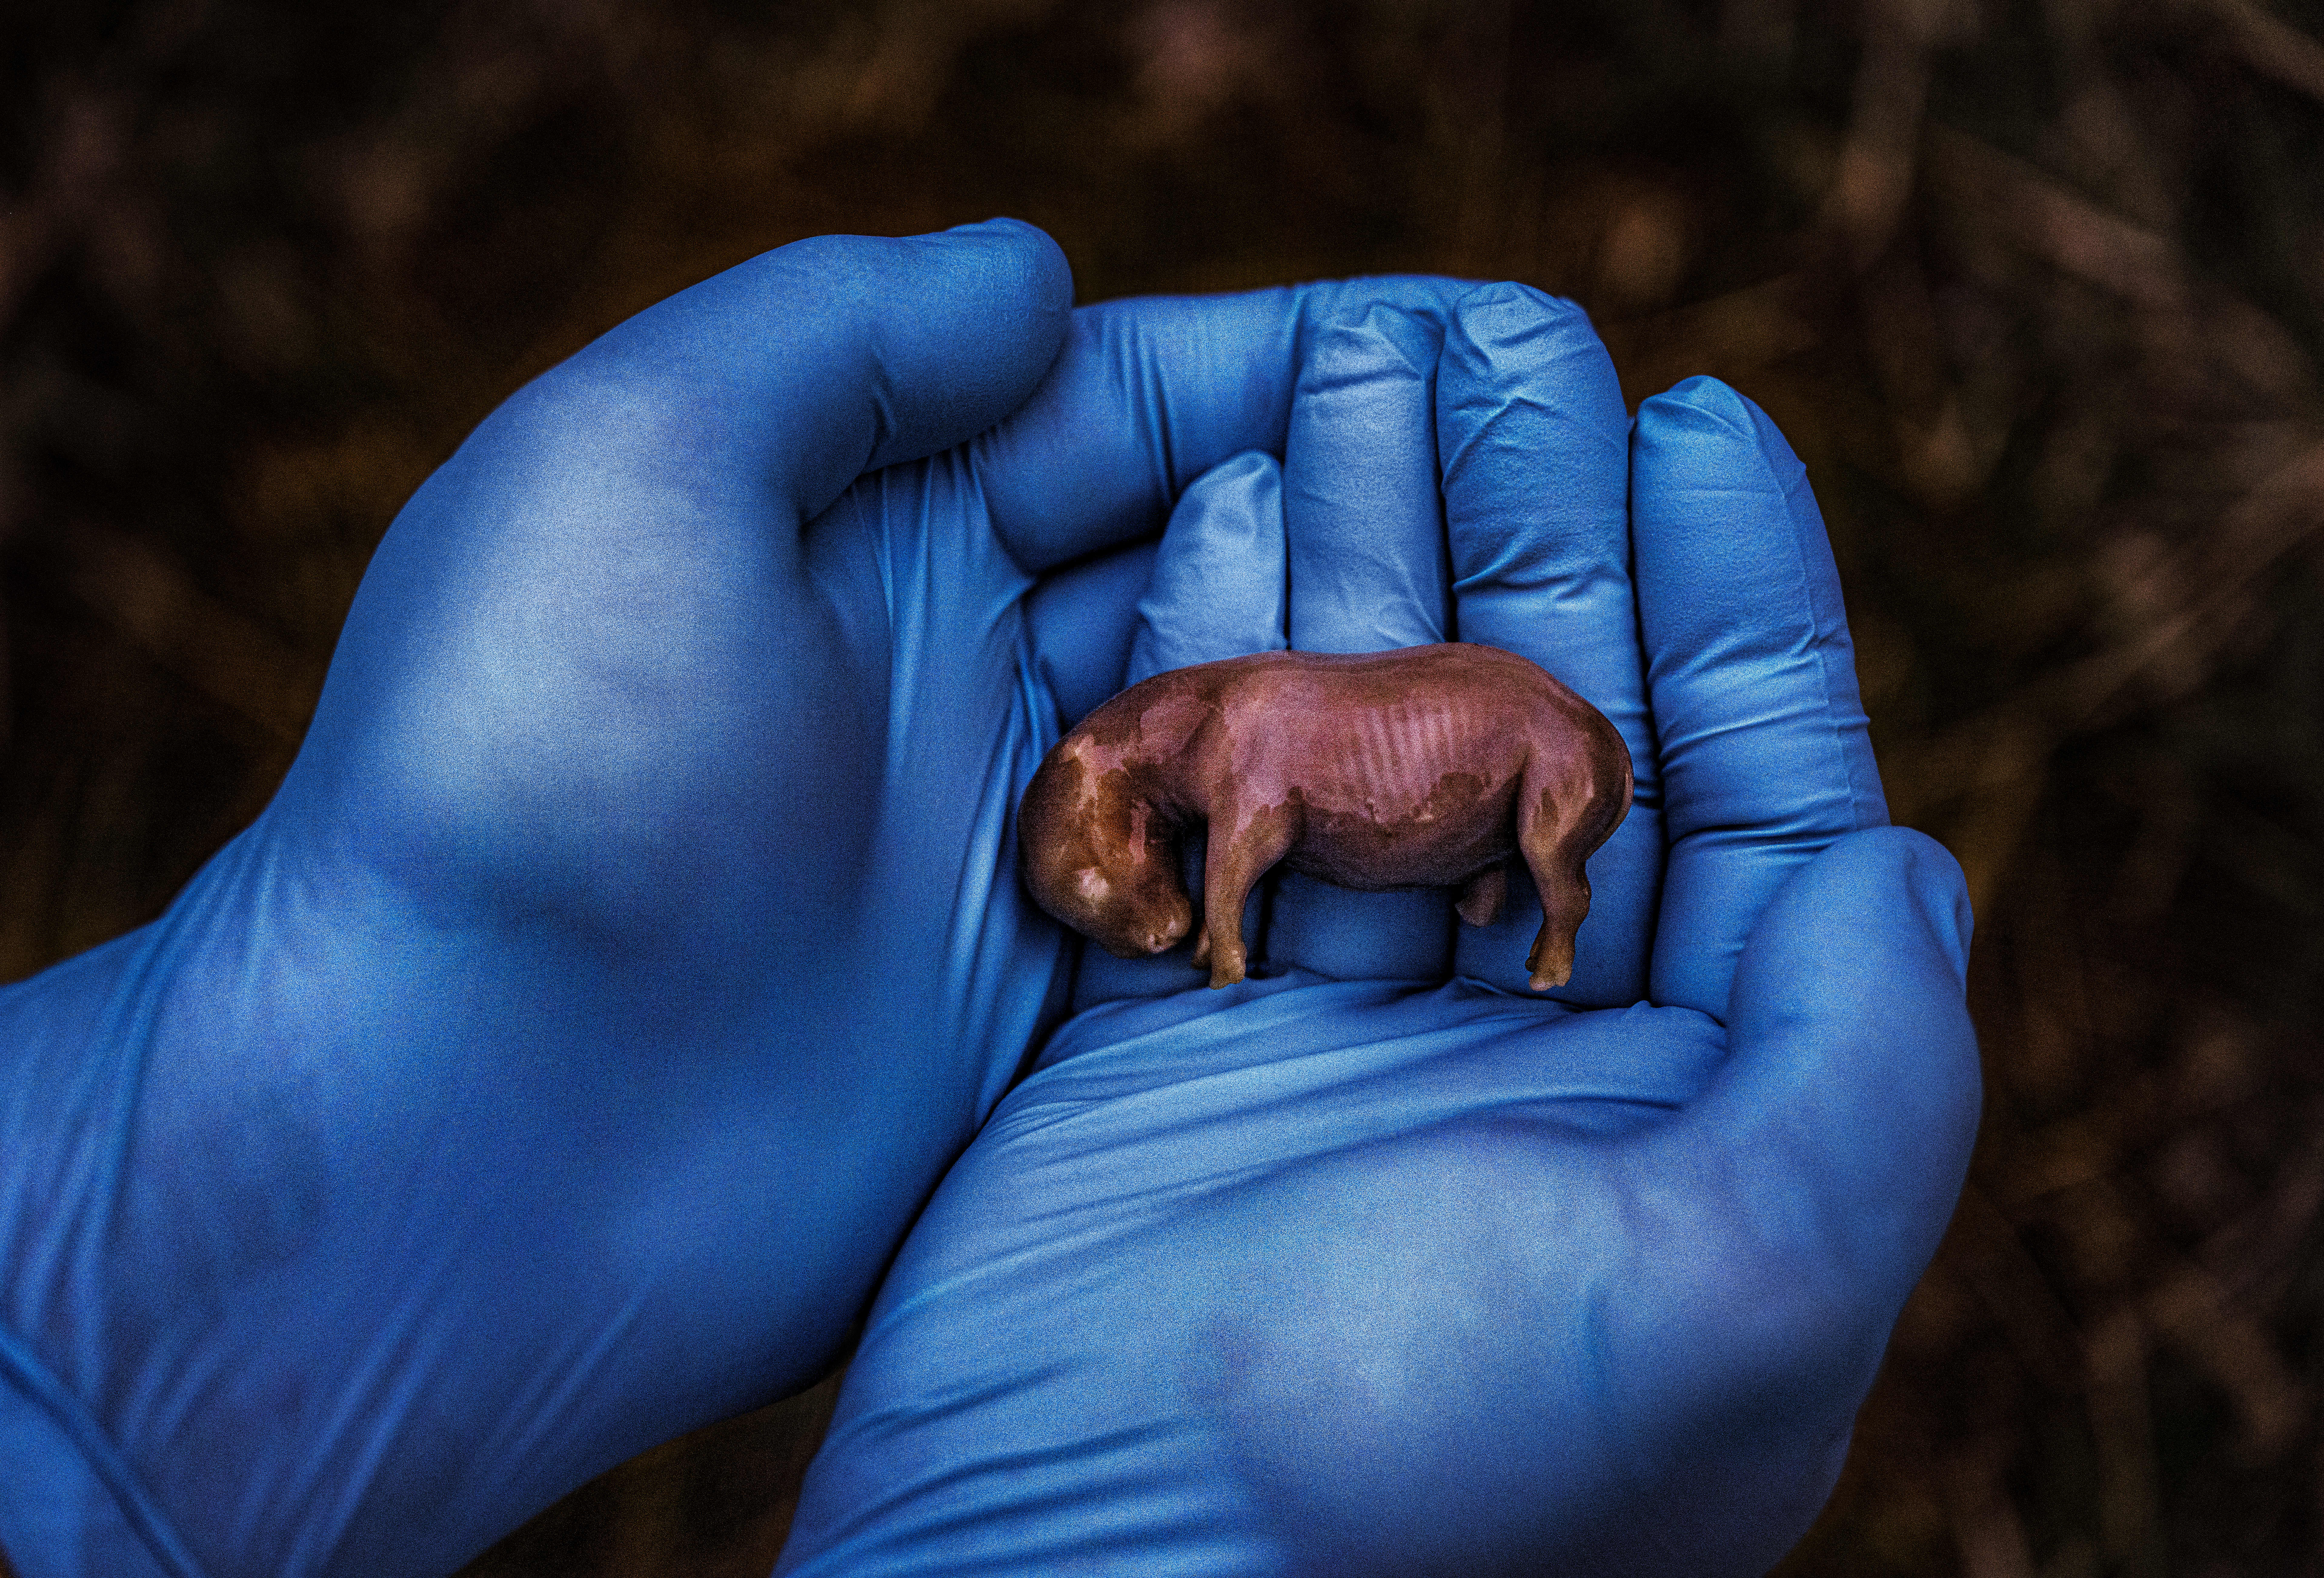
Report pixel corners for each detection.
[1526,933,1575,992]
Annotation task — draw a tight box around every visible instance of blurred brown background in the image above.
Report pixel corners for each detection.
[3,0,2321,1573]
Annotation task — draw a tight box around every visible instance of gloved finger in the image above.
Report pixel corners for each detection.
[1024,539,1160,730]
[1632,377,1888,1019]
[299,218,1077,920]
[977,278,1474,576]
[1072,452,1288,1008]
[1127,450,1288,683]
[1435,283,1653,1006]
[553,217,1072,529]
[1283,305,1452,652]
[1644,828,1978,1348]
[1266,303,1458,983]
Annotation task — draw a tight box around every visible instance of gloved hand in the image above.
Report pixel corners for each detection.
[772,293,1984,1575]
[0,222,1488,1578]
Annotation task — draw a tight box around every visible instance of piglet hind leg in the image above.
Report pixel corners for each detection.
[1196,801,1296,988]
[1516,751,1627,992]
[1455,864,1509,927]
[1522,866,1589,991]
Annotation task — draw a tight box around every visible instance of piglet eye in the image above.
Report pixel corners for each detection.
[1074,867,1111,903]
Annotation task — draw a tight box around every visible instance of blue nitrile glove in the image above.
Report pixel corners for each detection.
[773,295,1984,1576]
[0,223,1492,1578]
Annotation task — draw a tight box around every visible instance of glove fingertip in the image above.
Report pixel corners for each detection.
[931,216,1075,313]
[1444,280,1604,370]
[1640,371,1751,425]
[860,220,1075,473]
[1307,301,1443,385]
[1635,373,1793,475]
[1129,450,1288,686]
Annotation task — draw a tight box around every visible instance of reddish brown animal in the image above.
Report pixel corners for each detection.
[1018,642,1632,991]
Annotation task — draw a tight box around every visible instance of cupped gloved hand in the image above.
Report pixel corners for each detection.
[0,223,1488,1578]
[773,295,1984,1576]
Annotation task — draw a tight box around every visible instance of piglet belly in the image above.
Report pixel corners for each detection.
[1282,766,1520,890]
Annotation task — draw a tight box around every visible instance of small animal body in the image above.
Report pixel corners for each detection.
[1018,642,1632,991]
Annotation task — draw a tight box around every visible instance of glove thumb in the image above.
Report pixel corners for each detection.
[1656,826,1981,1314]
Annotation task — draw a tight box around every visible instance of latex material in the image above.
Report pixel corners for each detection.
[0,226,1977,1576]
[1634,377,1887,1018]
[776,342,1981,1573]
[0,225,1500,1577]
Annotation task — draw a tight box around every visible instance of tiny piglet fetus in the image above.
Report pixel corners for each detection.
[1017,642,1632,991]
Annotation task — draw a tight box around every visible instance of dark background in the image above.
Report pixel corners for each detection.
[5,1,2323,1573]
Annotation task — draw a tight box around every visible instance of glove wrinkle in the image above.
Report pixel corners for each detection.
[0,1323,208,1578]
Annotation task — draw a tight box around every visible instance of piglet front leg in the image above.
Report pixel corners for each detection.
[1193,799,1298,988]
[1516,746,1629,991]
